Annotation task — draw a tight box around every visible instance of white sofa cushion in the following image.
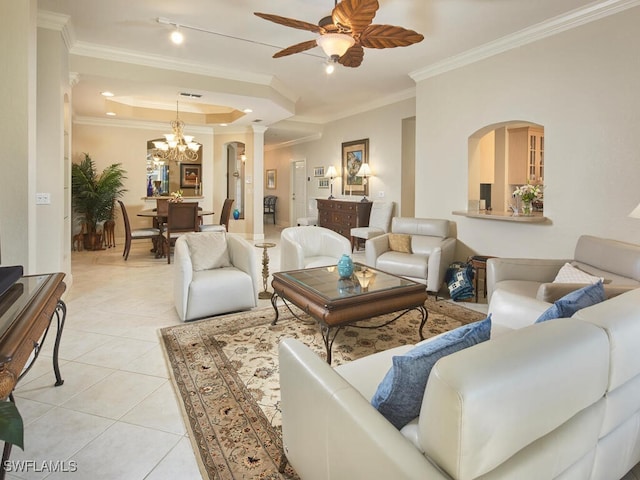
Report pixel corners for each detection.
[420,319,610,479]
[184,232,231,271]
[554,262,603,283]
[371,317,491,429]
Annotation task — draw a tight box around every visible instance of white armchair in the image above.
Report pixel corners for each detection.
[174,232,258,321]
[365,217,456,296]
[280,226,351,271]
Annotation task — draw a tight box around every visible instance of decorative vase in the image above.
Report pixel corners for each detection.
[522,200,533,216]
[337,254,354,279]
[146,177,153,197]
[233,209,240,220]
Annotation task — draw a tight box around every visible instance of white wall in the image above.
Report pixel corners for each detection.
[265,98,416,225]
[415,7,640,259]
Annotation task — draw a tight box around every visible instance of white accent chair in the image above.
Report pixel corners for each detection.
[296,198,318,226]
[366,217,456,296]
[350,201,394,251]
[173,231,258,321]
[280,226,351,271]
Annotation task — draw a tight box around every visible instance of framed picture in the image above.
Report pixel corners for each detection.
[266,169,277,189]
[318,178,329,189]
[342,138,369,196]
[180,163,201,188]
[313,166,325,177]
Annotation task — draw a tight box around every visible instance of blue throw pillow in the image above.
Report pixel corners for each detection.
[371,316,492,429]
[535,281,606,323]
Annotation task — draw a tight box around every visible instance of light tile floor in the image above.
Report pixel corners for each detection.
[10,224,286,480]
[8,224,485,479]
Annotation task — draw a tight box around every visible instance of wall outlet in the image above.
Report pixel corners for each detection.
[36,193,51,205]
[377,191,385,198]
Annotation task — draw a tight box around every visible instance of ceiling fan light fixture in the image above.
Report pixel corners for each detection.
[316,33,354,59]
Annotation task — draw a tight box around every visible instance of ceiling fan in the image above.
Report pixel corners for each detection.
[254,0,424,68]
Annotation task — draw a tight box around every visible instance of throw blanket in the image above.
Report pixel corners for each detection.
[445,262,475,301]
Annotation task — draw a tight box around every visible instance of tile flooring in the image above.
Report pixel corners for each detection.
[8,225,485,479]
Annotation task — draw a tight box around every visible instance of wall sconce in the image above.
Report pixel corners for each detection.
[325,165,338,199]
[356,163,372,202]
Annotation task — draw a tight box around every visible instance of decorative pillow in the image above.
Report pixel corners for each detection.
[388,233,412,253]
[570,261,612,284]
[371,316,492,429]
[535,281,606,323]
[553,262,603,284]
[185,232,231,271]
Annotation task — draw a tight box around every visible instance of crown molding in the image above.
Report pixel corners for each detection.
[73,115,214,135]
[410,0,640,82]
[37,10,76,50]
[69,41,298,104]
[264,132,323,151]
[296,87,417,125]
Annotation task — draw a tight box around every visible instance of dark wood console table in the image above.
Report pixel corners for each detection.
[317,199,372,239]
[0,272,66,478]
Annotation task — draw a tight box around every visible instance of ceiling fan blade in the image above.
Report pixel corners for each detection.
[332,0,379,36]
[254,12,322,33]
[273,39,319,58]
[359,24,424,49]
[339,45,365,68]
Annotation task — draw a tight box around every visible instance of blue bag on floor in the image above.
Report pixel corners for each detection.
[445,262,475,301]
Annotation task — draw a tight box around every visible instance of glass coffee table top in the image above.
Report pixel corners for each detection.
[278,263,417,302]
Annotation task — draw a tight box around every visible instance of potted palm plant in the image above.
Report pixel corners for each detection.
[71,153,127,250]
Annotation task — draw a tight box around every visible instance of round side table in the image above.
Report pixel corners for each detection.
[255,242,276,299]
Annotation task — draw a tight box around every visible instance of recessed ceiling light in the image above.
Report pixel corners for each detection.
[171,28,184,45]
[101,91,114,97]
[106,112,116,116]
[243,108,253,113]
[219,123,228,127]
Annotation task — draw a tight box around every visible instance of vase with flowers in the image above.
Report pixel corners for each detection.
[513,183,543,216]
[169,190,184,203]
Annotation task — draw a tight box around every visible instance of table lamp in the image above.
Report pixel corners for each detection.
[356,163,372,202]
[325,166,338,199]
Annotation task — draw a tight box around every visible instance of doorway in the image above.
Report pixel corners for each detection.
[290,159,307,226]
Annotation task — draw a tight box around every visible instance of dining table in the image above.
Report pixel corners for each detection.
[137,208,214,258]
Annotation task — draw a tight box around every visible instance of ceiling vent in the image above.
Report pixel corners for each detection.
[253,119,263,123]
[179,92,202,98]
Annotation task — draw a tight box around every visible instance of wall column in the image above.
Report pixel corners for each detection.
[0,0,37,269]
[252,125,268,240]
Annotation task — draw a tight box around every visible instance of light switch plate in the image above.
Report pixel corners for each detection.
[36,193,51,204]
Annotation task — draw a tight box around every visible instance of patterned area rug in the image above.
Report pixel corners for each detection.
[160,298,486,480]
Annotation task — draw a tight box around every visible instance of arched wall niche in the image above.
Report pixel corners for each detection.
[468,120,544,214]
[226,141,246,219]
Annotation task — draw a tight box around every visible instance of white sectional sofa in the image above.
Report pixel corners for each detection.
[279,287,640,480]
[487,235,640,331]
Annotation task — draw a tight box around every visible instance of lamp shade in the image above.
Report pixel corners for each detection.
[356,163,372,177]
[316,33,355,58]
[325,166,338,178]
[629,202,640,218]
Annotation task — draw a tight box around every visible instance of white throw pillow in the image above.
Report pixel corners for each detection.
[185,232,231,271]
[553,262,603,284]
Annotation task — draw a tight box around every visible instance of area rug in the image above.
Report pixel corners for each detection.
[160,298,486,480]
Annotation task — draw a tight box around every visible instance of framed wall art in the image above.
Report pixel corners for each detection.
[342,138,369,196]
[313,166,325,177]
[318,178,329,189]
[266,169,277,189]
[180,163,201,188]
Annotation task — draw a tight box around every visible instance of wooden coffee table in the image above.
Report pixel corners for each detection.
[271,263,428,364]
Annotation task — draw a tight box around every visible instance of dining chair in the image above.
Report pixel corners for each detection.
[200,198,234,233]
[117,200,160,261]
[264,195,277,224]
[350,201,394,251]
[163,202,200,264]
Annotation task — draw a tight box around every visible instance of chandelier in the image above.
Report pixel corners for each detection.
[152,101,201,164]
